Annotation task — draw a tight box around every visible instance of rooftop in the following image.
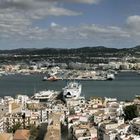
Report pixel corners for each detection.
[13,129,30,140]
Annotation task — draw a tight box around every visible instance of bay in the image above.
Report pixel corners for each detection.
[0,72,140,101]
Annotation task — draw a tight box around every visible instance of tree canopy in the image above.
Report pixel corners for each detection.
[124,105,138,121]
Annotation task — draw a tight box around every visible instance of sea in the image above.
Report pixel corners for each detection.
[0,72,140,101]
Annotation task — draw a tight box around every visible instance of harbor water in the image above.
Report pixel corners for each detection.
[0,72,140,101]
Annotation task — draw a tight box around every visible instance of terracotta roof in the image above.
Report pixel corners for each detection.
[0,133,13,140]
[13,129,30,140]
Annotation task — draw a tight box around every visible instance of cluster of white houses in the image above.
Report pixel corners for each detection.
[0,91,139,139]
[65,96,140,140]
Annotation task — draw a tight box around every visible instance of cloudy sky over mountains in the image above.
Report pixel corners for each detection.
[0,0,140,49]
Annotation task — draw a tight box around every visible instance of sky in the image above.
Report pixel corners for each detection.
[0,0,140,49]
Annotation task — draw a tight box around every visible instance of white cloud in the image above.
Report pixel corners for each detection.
[0,9,31,39]
[127,15,140,26]
[36,0,100,4]
[0,0,34,9]
[79,24,130,38]
[0,0,139,48]
[0,0,81,41]
[124,15,140,45]
[51,22,58,27]
[0,10,131,45]
[126,15,140,35]
[71,0,100,4]
[0,0,81,18]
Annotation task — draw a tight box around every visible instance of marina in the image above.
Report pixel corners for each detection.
[0,72,140,101]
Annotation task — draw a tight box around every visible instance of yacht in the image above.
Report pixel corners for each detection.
[63,81,82,99]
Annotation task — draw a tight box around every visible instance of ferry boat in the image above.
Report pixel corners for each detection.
[32,90,58,101]
[63,81,82,99]
[106,73,115,80]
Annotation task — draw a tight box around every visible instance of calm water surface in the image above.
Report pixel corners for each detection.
[0,72,140,100]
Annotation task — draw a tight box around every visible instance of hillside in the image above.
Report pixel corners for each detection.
[0,46,140,57]
[0,46,140,64]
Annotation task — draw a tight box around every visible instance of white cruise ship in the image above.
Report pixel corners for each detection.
[63,81,82,100]
[32,90,57,101]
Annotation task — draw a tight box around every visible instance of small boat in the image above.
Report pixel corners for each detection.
[47,76,58,81]
[42,76,58,81]
[42,76,48,81]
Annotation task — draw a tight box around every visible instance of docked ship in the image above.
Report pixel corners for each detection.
[32,90,58,102]
[63,81,82,100]
[106,73,115,80]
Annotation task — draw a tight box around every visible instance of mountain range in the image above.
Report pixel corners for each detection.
[1,46,140,58]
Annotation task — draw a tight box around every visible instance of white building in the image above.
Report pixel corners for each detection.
[130,117,140,135]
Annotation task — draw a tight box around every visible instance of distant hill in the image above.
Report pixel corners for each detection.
[0,46,140,58]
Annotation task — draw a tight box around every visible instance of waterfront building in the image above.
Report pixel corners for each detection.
[135,63,140,70]
[108,62,119,70]
[68,62,90,70]
[120,62,130,70]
